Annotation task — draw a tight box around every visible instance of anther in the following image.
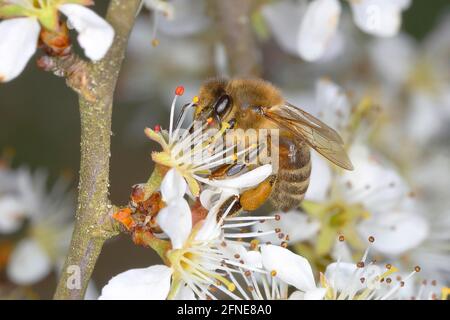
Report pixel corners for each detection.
[386,264,392,270]
[275,214,281,221]
[278,233,285,239]
[386,278,392,284]
[368,236,375,243]
[154,124,161,133]
[228,283,236,292]
[414,266,421,272]
[250,239,259,250]
[357,261,365,268]
[275,228,281,233]
[234,254,240,259]
[281,241,288,248]
[175,86,185,96]
[360,277,366,283]
[271,270,277,277]
[338,235,345,242]
[151,39,160,47]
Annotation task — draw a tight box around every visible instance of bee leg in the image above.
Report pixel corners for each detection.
[175,102,196,129]
[209,162,246,180]
[240,175,276,212]
[216,196,243,222]
[215,175,275,222]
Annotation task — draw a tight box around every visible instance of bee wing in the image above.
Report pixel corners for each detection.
[264,103,354,170]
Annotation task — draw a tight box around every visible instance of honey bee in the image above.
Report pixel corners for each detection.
[194,78,353,214]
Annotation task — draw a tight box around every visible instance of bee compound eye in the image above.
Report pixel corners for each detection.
[214,94,232,118]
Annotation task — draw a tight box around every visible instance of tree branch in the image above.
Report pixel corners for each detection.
[53,0,142,300]
[212,0,261,77]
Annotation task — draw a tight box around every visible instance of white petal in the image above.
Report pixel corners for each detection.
[161,168,187,202]
[0,196,26,234]
[338,144,408,212]
[358,209,429,256]
[194,190,237,242]
[369,34,417,86]
[203,164,273,190]
[261,245,316,291]
[199,188,221,210]
[143,0,174,18]
[99,265,172,300]
[315,78,351,131]
[297,0,341,61]
[255,210,320,244]
[324,262,361,292]
[174,283,196,300]
[289,287,328,300]
[59,4,114,61]
[156,199,192,249]
[305,152,332,202]
[261,1,306,56]
[0,17,39,82]
[288,290,305,300]
[223,243,263,269]
[350,0,405,37]
[304,288,327,300]
[7,238,52,285]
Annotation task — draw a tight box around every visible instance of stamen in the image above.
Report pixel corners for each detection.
[169,92,179,142]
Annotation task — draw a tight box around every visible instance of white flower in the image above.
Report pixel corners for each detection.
[246,240,426,300]
[0,2,114,82]
[262,0,411,61]
[0,167,74,285]
[302,143,428,257]
[100,193,278,300]
[321,242,421,300]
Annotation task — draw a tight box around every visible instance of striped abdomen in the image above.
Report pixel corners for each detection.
[269,138,311,212]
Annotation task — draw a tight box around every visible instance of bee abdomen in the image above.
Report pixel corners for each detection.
[269,141,311,212]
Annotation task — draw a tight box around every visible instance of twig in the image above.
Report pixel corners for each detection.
[212,0,262,77]
[53,0,142,300]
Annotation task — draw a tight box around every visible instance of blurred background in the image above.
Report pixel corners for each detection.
[0,0,449,299]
